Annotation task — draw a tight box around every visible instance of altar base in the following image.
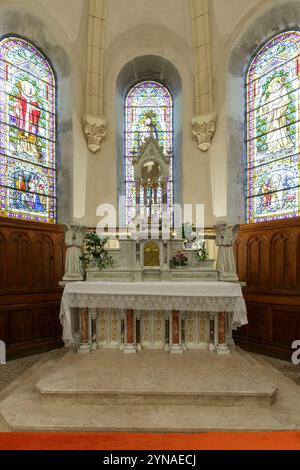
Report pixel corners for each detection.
[5,347,300,432]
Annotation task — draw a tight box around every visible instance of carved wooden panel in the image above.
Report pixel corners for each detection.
[271,308,300,347]
[8,232,32,290]
[0,217,65,358]
[247,235,268,291]
[0,234,6,291]
[234,218,300,359]
[234,237,246,283]
[32,235,54,288]
[9,308,34,346]
[246,305,271,344]
[270,232,296,291]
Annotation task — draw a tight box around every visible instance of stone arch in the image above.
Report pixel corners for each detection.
[227,0,300,224]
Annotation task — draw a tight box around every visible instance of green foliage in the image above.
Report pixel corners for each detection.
[79,232,113,271]
[196,241,209,262]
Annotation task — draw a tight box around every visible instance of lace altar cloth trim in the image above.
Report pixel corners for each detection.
[60,281,248,344]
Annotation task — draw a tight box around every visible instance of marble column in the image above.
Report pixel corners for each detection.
[79,308,90,353]
[216,312,230,354]
[227,312,235,350]
[124,308,136,353]
[170,310,183,354]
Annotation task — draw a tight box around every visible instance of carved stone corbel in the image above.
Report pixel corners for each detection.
[83,115,106,153]
[192,112,216,152]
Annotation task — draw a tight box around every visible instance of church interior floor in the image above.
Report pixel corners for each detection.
[0,347,300,432]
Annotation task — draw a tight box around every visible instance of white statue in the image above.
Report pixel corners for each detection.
[214,222,239,282]
[63,225,85,281]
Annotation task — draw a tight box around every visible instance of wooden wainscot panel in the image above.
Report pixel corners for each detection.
[32,234,54,289]
[0,217,65,359]
[8,231,32,291]
[0,232,6,291]
[271,307,300,350]
[8,307,34,348]
[234,218,300,360]
[247,235,269,291]
[270,232,297,292]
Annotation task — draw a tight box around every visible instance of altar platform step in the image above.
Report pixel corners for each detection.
[2,348,300,432]
[35,349,277,407]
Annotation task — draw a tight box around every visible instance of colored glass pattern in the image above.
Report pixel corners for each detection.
[125,81,173,226]
[0,36,56,223]
[246,31,300,223]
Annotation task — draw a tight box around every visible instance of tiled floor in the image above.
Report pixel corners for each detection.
[0,352,51,392]
[256,354,300,386]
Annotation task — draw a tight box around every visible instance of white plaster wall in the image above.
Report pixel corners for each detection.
[93,0,216,229]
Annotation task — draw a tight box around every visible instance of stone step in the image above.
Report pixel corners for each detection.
[38,389,276,407]
[0,398,290,432]
[1,348,299,433]
[35,349,278,407]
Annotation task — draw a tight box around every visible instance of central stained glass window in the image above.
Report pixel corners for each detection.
[125,80,173,227]
[0,36,56,223]
[246,31,300,223]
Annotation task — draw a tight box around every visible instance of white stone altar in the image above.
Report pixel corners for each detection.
[60,280,247,355]
[86,237,218,282]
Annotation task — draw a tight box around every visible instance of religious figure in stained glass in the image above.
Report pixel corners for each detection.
[0,36,56,223]
[14,80,41,158]
[260,77,294,154]
[125,81,173,227]
[246,31,300,223]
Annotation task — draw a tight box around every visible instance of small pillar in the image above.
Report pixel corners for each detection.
[79,308,90,353]
[124,308,136,353]
[208,313,215,351]
[216,312,230,354]
[170,310,183,354]
[91,308,97,350]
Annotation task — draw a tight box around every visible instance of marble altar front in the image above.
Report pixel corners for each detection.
[60,281,247,355]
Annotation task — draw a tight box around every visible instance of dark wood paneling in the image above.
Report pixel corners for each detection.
[234,218,300,360]
[0,217,65,359]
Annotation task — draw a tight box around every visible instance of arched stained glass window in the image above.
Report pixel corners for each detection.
[0,36,56,223]
[125,80,173,226]
[246,30,300,223]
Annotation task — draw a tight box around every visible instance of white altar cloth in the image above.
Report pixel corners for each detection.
[60,281,248,345]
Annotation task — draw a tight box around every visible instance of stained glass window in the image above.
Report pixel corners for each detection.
[246,31,300,223]
[125,80,173,226]
[0,36,56,223]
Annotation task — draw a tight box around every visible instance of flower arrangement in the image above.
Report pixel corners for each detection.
[196,241,209,262]
[79,232,113,271]
[170,251,188,268]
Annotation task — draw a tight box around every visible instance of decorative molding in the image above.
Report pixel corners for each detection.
[84,0,107,153]
[190,0,216,150]
[192,112,216,151]
[83,114,106,153]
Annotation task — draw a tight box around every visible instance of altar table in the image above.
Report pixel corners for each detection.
[60,281,248,354]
